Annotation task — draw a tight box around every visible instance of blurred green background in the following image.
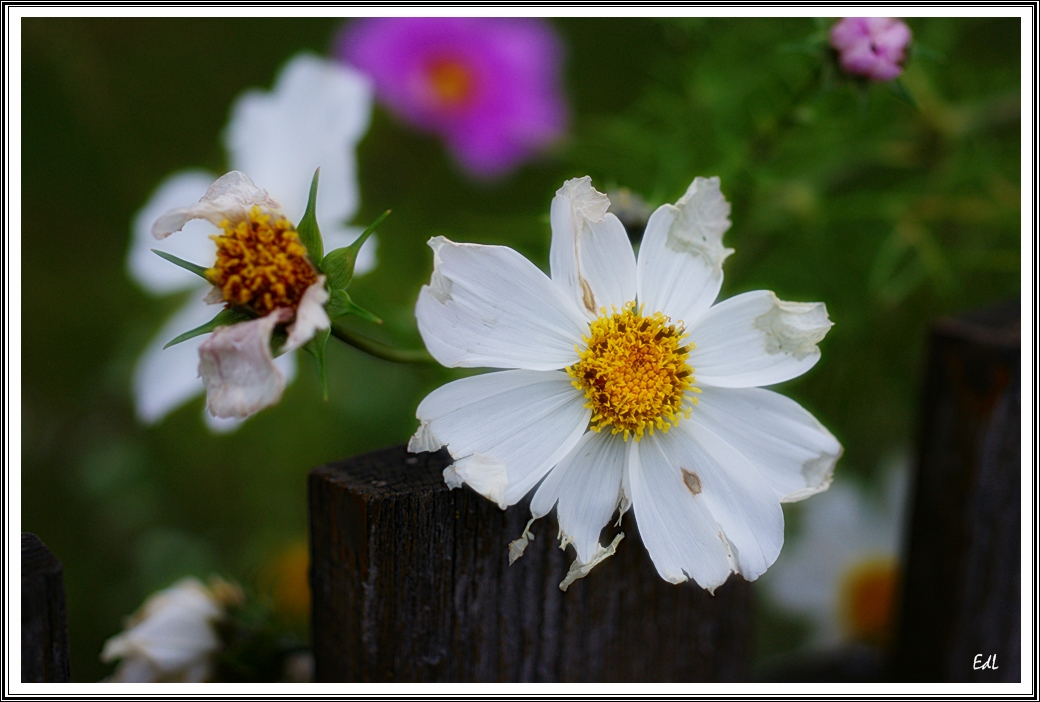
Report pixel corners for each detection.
[21,17,1020,681]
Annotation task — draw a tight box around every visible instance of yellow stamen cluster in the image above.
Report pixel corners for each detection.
[568,302,699,442]
[206,206,318,316]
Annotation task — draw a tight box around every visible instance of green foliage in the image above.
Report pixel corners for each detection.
[151,249,210,281]
[326,288,382,324]
[321,210,391,290]
[163,307,253,348]
[302,328,331,401]
[296,168,324,263]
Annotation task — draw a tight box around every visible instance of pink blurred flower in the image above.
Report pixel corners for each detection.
[338,17,568,178]
[830,17,912,82]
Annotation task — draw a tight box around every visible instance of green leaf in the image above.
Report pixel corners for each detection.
[151,249,210,281]
[296,168,324,263]
[326,288,383,325]
[320,209,390,290]
[164,307,253,348]
[303,327,331,400]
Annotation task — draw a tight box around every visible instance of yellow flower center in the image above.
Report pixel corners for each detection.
[568,302,698,442]
[839,556,899,645]
[206,205,318,317]
[426,58,475,108]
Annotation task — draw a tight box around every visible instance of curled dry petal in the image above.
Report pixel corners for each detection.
[636,176,733,327]
[152,171,282,240]
[443,453,510,508]
[283,277,331,352]
[198,308,293,419]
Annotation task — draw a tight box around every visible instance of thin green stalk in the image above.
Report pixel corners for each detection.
[330,322,435,364]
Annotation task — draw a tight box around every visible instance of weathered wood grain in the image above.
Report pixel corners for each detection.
[310,445,750,682]
[22,533,71,682]
[890,301,1021,682]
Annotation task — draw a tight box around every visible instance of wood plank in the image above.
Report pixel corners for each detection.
[890,301,1021,682]
[22,533,71,682]
[310,445,750,682]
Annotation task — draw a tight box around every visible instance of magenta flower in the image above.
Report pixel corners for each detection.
[338,17,567,178]
[830,17,912,82]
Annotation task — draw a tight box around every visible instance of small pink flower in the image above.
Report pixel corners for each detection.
[338,17,568,179]
[830,17,912,82]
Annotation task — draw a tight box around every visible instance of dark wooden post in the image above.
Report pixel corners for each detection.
[22,533,71,682]
[309,445,750,682]
[890,301,1021,682]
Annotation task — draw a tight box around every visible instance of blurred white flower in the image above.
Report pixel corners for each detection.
[101,577,241,683]
[759,454,910,647]
[127,53,375,432]
[410,176,842,592]
[283,651,315,683]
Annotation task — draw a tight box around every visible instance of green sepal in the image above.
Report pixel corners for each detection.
[320,209,390,290]
[302,327,331,400]
[164,307,254,349]
[326,288,383,325]
[296,168,324,264]
[151,249,210,281]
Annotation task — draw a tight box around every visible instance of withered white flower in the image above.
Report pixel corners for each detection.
[410,176,842,592]
[154,171,330,420]
[101,577,241,683]
[127,53,375,431]
[761,456,908,646]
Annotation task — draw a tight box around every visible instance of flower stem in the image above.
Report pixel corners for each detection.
[330,322,435,364]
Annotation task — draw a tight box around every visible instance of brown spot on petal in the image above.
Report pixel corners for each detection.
[580,277,596,313]
[681,468,702,496]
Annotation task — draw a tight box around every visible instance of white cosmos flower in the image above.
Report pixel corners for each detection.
[409,176,843,592]
[101,577,241,683]
[154,171,331,421]
[127,53,375,432]
[760,454,909,646]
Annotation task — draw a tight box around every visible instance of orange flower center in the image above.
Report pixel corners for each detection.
[839,556,899,645]
[568,302,698,442]
[426,58,475,108]
[206,206,318,316]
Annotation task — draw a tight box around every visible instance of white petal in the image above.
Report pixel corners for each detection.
[283,277,330,352]
[226,54,373,230]
[323,225,378,277]
[549,177,637,318]
[690,290,833,388]
[152,171,281,239]
[202,412,243,434]
[415,237,589,370]
[629,437,732,591]
[443,454,509,507]
[132,296,216,424]
[101,578,221,674]
[410,370,591,507]
[198,309,292,419]
[529,429,625,564]
[693,386,842,502]
[636,177,733,327]
[201,343,296,434]
[108,656,162,683]
[652,422,785,582]
[128,171,218,295]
